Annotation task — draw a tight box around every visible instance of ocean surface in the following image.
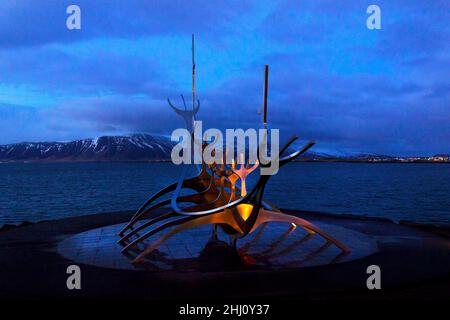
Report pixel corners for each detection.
[0,162,449,226]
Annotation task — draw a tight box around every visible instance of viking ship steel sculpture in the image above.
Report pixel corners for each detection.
[118,36,350,264]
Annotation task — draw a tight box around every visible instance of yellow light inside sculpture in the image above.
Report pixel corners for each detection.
[291,223,297,229]
[237,204,254,221]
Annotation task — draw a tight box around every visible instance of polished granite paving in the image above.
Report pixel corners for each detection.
[58,218,378,271]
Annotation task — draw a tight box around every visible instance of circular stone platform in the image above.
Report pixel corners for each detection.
[2,210,450,300]
[58,220,378,271]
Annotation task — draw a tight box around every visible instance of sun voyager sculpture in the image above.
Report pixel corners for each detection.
[118,36,350,264]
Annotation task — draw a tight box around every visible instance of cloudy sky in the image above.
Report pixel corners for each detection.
[0,0,448,156]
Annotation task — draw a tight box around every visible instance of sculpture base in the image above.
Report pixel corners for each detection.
[58,219,377,271]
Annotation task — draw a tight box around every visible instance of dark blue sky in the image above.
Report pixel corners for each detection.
[0,0,448,156]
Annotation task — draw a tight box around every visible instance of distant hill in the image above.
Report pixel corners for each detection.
[0,134,447,163]
[0,134,173,161]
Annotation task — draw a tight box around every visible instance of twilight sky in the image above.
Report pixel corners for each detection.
[0,0,448,156]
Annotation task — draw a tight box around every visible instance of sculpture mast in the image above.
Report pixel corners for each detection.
[192,34,196,111]
[263,65,269,129]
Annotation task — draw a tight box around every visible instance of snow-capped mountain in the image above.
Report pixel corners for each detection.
[0,134,330,162]
[0,134,428,162]
[0,134,174,161]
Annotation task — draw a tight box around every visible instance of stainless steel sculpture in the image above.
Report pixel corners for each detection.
[118,36,350,264]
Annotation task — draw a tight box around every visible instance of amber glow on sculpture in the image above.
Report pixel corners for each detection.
[237,204,254,221]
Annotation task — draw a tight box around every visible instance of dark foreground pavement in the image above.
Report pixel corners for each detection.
[0,209,450,301]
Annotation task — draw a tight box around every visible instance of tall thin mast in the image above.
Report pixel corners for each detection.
[192,34,196,110]
[263,64,269,129]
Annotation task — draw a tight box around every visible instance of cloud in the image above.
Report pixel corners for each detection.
[0,0,448,156]
[0,0,256,48]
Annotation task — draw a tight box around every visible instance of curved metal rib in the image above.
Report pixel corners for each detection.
[131,210,243,264]
[167,97,200,133]
[118,183,178,236]
[119,164,213,236]
[123,168,216,230]
[252,209,350,253]
[118,211,178,244]
[121,178,234,248]
[122,216,196,254]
